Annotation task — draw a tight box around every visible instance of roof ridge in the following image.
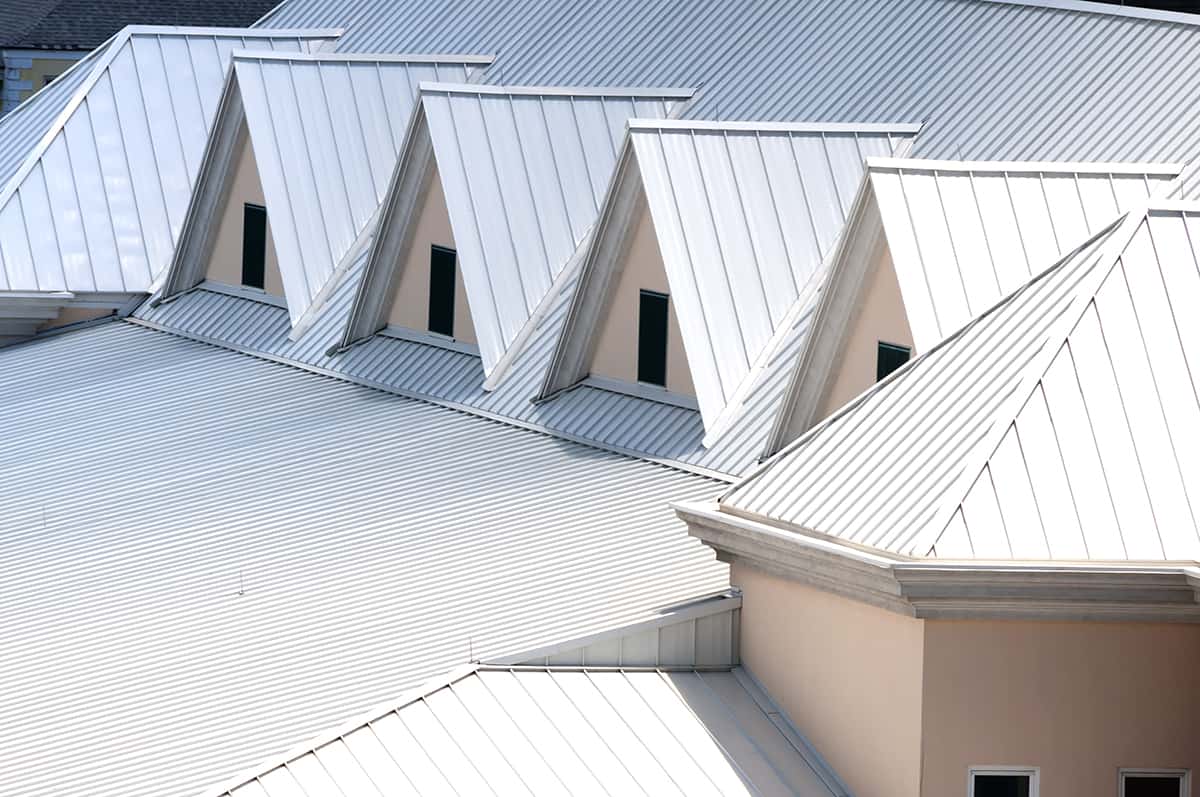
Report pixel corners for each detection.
[910,210,1144,557]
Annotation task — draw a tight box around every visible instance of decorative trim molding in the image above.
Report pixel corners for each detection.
[677,501,1200,622]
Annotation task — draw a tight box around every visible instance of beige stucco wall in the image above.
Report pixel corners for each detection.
[9,55,81,104]
[921,619,1200,796]
[818,245,914,420]
[590,206,694,395]
[204,133,284,298]
[386,165,476,344]
[36,306,113,332]
[732,562,926,797]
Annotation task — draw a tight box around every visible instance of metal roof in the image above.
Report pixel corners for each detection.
[0,26,338,297]
[231,54,489,326]
[136,243,800,478]
[724,202,1200,562]
[869,158,1179,348]
[764,157,1180,452]
[544,121,917,432]
[211,665,847,797]
[0,320,727,797]
[261,0,1200,163]
[349,84,692,375]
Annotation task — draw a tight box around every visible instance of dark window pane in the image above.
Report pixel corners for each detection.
[973,774,1030,797]
[241,203,267,290]
[637,290,669,387]
[1125,775,1183,797]
[428,246,456,336]
[877,340,911,381]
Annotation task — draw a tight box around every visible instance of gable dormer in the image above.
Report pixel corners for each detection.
[158,52,491,329]
[543,120,921,438]
[765,158,1181,455]
[339,83,695,374]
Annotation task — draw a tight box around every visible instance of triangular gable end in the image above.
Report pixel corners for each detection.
[543,120,921,432]
[158,52,493,328]
[764,157,1182,456]
[339,83,695,375]
[0,27,339,304]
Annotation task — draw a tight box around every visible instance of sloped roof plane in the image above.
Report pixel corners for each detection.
[0,26,340,298]
[543,120,920,431]
[725,201,1200,563]
[208,664,848,797]
[765,157,1181,453]
[340,83,695,373]
[234,53,490,326]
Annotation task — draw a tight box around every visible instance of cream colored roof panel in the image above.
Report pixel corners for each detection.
[214,666,847,797]
[726,203,1200,562]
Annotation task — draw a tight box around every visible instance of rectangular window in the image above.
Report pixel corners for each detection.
[241,203,267,290]
[969,767,1038,797]
[427,245,456,337]
[637,290,669,387]
[877,340,911,381]
[1121,770,1188,797]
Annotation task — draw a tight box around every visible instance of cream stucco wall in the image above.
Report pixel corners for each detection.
[732,562,926,797]
[204,133,285,299]
[818,245,914,420]
[921,619,1200,797]
[590,206,694,396]
[386,166,476,344]
[4,54,82,108]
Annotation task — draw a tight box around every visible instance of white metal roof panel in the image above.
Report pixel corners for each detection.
[263,0,1200,163]
[0,320,726,797]
[0,27,337,296]
[420,84,691,373]
[629,122,916,427]
[725,204,1200,562]
[235,55,488,325]
[870,158,1179,348]
[216,667,846,797]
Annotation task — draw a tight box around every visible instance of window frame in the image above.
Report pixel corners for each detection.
[1120,769,1190,797]
[876,339,912,382]
[968,765,1040,797]
[636,289,670,388]
[427,244,457,338]
[240,202,268,291]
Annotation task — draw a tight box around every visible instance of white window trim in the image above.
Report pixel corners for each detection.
[1119,768,1191,797]
[968,766,1040,797]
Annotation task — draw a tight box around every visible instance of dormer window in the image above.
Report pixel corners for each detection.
[638,290,669,387]
[428,245,457,337]
[241,203,267,290]
[877,340,911,382]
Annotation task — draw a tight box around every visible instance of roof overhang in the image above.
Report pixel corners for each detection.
[677,500,1200,622]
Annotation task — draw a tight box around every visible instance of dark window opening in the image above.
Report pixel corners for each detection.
[973,774,1031,797]
[241,203,267,290]
[1124,775,1184,797]
[637,290,669,387]
[877,341,911,381]
[428,245,456,337]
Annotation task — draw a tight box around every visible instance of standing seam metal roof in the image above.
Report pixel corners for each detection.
[0,319,727,797]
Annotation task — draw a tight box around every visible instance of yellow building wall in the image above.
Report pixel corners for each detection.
[590,205,694,396]
[386,164,476,344]
[204,133,284,299]
[731,562,926,797]
[818,245,915,420]
[921,619,1200,796]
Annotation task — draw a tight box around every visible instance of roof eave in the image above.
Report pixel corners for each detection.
[677,500,1200,622]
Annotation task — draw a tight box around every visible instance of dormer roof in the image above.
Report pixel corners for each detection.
[543,119,921,432]
[340,83,695,373]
